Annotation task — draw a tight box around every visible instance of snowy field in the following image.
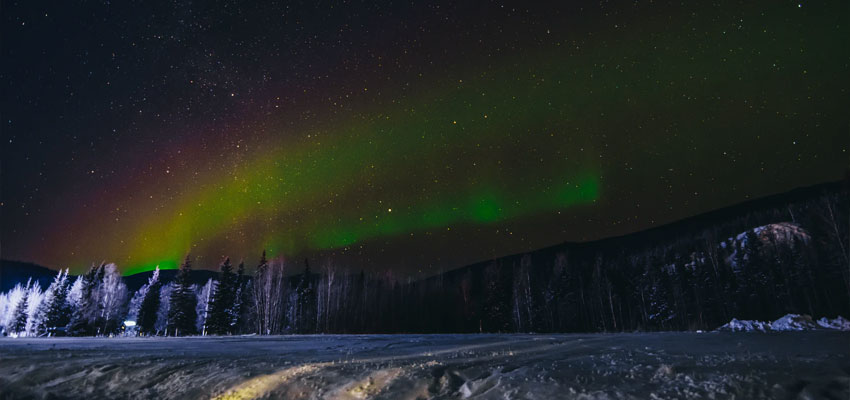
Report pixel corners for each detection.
[0,332,848,399]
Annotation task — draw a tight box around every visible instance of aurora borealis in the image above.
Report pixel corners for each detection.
[1,0,847,275]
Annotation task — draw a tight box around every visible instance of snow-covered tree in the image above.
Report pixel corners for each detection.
[7,280,47,337]
[0,283,27,335]
[34,269,72,336]
[316,263,337,333]
[512,255,535,332]
[66,263,128,336]
[230,262,248,333]
[96,263,129,334]
[67,264,103,336]
[10,281,32,335]
[155,283,173,334]
[253,252,287,334]
[126,286,147,324]
[67,275,85,310]
[0,292,8,335]
[195,278,215,335]
[135,268,162,335]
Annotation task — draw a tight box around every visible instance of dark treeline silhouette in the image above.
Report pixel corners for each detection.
[0,181,846,336]
[248,181,849,334]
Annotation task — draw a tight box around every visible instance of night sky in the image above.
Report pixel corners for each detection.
[1,0,847,275]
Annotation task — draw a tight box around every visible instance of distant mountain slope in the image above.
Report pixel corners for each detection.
[481,180,845,264]
[437,180,845,283]
[410,179,849,333]
[0,260,58,292]
[2,180,846,334]
[0,260,220,293]
[241,179,849,335]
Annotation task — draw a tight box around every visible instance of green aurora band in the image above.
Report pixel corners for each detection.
[81,1,843,275]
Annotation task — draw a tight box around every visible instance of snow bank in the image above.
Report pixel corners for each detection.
[770,314,818,331]
[717,314,850,332]
[717,318,772,332]
[817,316,850,331]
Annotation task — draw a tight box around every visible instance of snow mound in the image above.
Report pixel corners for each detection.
[770,314,818,331]
[817,316,850,331]
[717,318,771,332]
[718,314,850,332]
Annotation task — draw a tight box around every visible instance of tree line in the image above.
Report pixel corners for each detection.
[0,186,846,336]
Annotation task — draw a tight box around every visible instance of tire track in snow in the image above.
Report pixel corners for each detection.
[210,336,580,399]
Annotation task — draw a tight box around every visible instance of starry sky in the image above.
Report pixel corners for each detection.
[1,0,847,275]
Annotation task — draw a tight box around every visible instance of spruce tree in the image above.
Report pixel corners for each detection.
[167,256,198,336]
[645,257,674,330]
[206,257,236,335]
[252,251,272,335]
[739,229,767,319]
[11,283,31,335]
[483,261,510,332]
[137,269,162,335]
[230,261,247,332]
[36,270,72,336]
[296,259,316,333]
[67,264,100,336]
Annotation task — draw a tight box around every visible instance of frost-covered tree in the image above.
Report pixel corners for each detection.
[97,263,129,334]
[67,264,103,336]
[155,283,173,334]
[66,263,128,336]
[136,267,162,335]
[0,283,28,335]
[253,252,287,334]
[230,262,248,333]
[24,284,46,336]
[126,286,146,325]
[206,257,237,335]
[67,276,84,311]
[10,281,32,335]
[3,279,45,337]
[34,269,72,336]
[316,263,338,333]
[195,278,215,335]
[0,292,9,335]
[167,256,198,336]
[511,255,535,332]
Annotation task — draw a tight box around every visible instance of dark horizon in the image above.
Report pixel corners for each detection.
[2,176,847,336]
[2,178,844,277]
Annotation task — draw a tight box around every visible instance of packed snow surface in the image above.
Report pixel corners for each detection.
[0,332,848,399]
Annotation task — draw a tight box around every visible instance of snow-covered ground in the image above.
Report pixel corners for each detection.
[0,332,847,399]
